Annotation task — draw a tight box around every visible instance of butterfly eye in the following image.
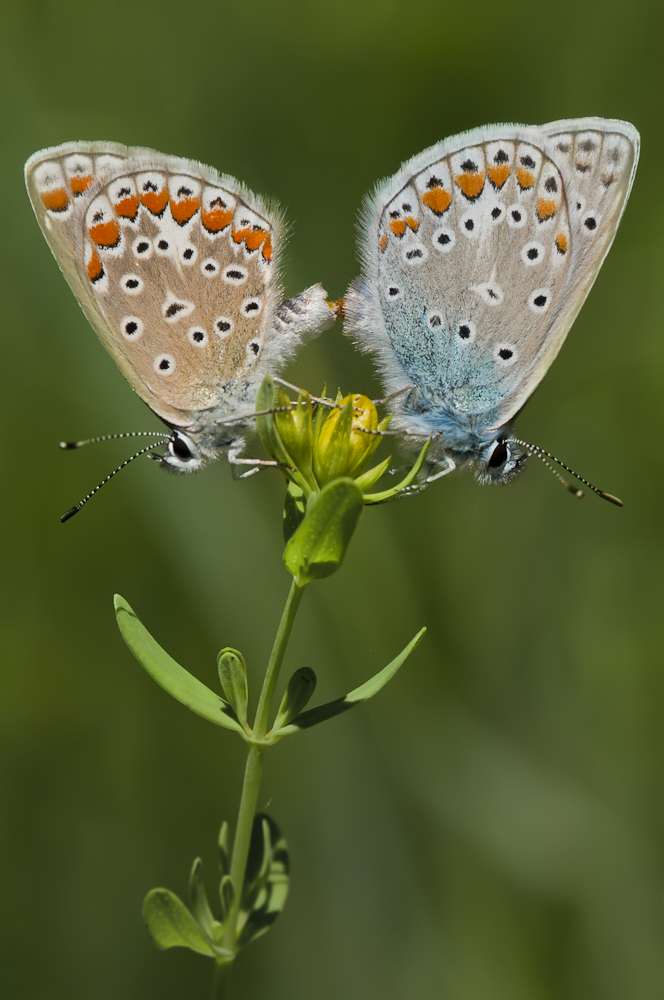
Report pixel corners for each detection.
[488,440,509,468]
[169,434,193,462]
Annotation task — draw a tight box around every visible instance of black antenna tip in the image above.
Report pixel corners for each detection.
[566,484,585,499]
[60,506,80,523]
[59,441,78,450]
[599,491,623,507]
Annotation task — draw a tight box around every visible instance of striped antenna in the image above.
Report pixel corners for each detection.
[60,442,162,522]
[59,431,169,449]
[508,437,623,506]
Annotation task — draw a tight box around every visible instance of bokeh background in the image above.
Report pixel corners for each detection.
[2,1,663,997]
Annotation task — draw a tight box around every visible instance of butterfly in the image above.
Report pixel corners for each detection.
[25,142,336,482]
[343,118,639,499]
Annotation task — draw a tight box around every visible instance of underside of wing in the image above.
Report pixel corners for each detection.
[344,119,639,439]
[493,117,640,426]
[25,142,287,428]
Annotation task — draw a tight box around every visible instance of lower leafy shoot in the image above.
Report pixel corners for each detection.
[143,814,289,962]
[113,374,430,997]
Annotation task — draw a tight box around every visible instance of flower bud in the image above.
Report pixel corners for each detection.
[314,395,381,486]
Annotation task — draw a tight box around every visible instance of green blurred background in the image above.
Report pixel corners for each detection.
[2,1,663,997]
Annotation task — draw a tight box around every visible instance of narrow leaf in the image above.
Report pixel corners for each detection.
[219,875,235,923]
[189,858,217,939]
[114,595,246,736]
[272,627,426,736]
[218,821,230,875]
[283,479,363,585]
[283,482,306,541]
[143,888,215,956]
[272,667,317,731]
[353,454,391,493]
[363,439,431,503]
[217,649,249,729]
[237,814,290,948]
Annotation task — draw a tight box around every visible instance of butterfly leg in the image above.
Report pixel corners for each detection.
[371,384,416,406]
[426,456,456,483]
[227,444,284,482]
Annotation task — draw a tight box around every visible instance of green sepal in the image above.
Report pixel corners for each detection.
[363,439,431,504]
[143,888,218,957]
[283,481,306,541]
[255,376,287,463]
[114,595,246,736]
[271,627,426,737]
[272,667,317,731]
[275,389,314,487]
[236,814,289,948]
[313,396,355,485]
[354,454,391,493]
[255,376,313,494]
[217,648,249,730]
[283,479,363,585]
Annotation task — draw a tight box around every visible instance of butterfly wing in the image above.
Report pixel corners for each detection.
[344,119,638,439]
[26,142,333,430]
[495,117,640,426]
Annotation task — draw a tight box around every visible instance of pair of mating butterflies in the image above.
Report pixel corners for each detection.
[25,117,639,510]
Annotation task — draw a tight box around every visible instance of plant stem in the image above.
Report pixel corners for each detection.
[212,959,232,999]
[254,579,305,740]
[220,578,306,963]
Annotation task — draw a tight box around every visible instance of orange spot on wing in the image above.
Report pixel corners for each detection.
[233,226,251,244]
[455,172,485,199]
[170,196,200,225]
[405,216,419,232]
[262,235,273,261]
[379,233,388,252]
[41,188,69,212]
[202,205,233,232]
[87,248,104,282]
[516,168,535,190]
[89,220,120,248]
[115,195,139,219]
[537,197,557,221]
[422,186,452,215]
[555,232,568,254]
[70,174,93,195]
[487,164,510,189]
[245,227,269,251]
[140,188,168,214]
[389,219,406,237]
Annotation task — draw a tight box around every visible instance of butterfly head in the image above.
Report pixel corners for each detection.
[475,436,526,485]
[161,430,205,473]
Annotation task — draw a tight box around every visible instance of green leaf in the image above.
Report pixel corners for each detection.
[272,627,426,737]
[217,649,249,729]
[363,438,431,503]
[236,814,290,948]
[283,479,363,585]
[272,667,317,731]
[143,888,215,956]
[114,595,246,736]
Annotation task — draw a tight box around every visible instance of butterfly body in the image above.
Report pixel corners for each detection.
[344,118,639,483]
[26,141,335,471]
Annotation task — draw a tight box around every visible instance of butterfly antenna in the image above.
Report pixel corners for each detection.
[59,431,169,449]
[508,437,623,506]
[60,442,163,522]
